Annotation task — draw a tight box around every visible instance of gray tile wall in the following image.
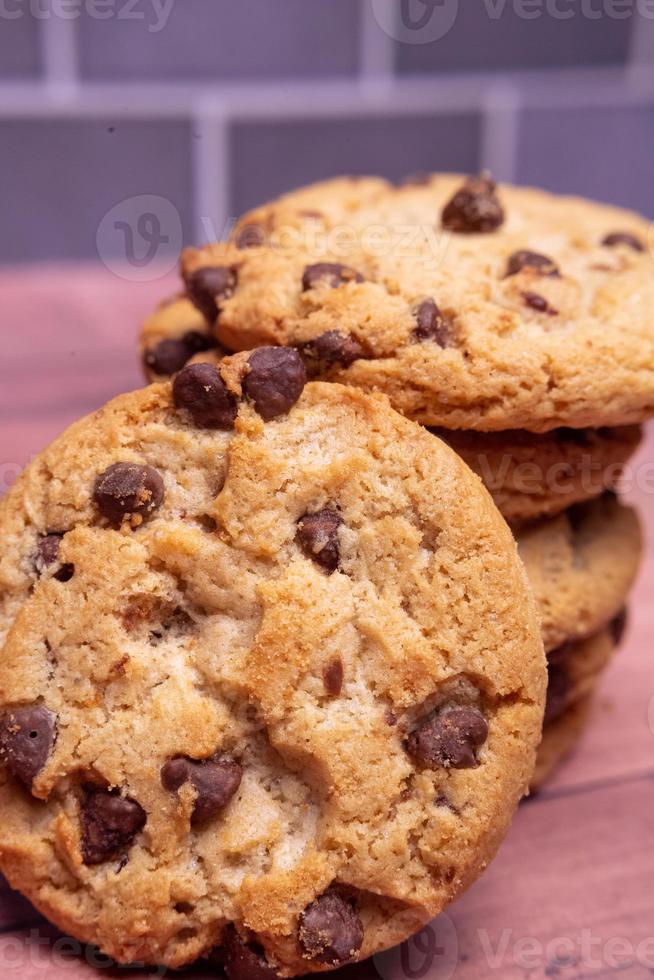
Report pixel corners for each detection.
[0,119,193,263]
[78,0,361,80]
[0,0,651,263]
[230,112,482,215]
[0,10,40,78]
[516,104,654,213]
[395,4,634,74]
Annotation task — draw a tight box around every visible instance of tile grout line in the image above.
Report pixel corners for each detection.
[359,0,396,80]
[480,81,520,182]
[628,5,654,63]
[627,5,654,88]
[0,69,652,119]
[191,102,231,246]
[38,8,80,94]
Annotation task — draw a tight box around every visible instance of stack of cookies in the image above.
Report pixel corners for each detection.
[141,173,650,787]
[0,174,649,977]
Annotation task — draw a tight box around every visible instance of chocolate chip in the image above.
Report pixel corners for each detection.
[299,891,364,966]
[161,755,242,826]
[143,338,188,376]
[35,534,61,569]
[93,463,164,528]
[223,925,279,980]
[301,263,364,291]
[173,362,238,429]
[235,224,266,250]
[405,704,488,769]
[505,250,560,278]
[323,658,344,697]
[185,266,237,322]
[34,534,74,582]
[243,348,306,420]
[80,786,146,865]
[610,607,628,647]
[441,174,504,233]
[297,509,342,574]
[0,706,57,788]
[544,665,570,725]
[601,232,644,253]
[144,331,215,377]
[413,299,451,346]
[522,291,558,315]
[298,331,365,374]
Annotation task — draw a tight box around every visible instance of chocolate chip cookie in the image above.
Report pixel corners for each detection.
[532,618,627,789]
[0,362,545,974]
[139,306,641,526]
[518,494,642,652]
[140,294,226,381]
[176,174,654,433]
[436,426,641,525]
[543,624,618,729]
[532,694,593,790]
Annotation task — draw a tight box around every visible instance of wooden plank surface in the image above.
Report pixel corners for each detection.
[1,265,652,979]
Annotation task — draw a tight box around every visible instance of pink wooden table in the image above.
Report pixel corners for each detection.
[1,265,653,980]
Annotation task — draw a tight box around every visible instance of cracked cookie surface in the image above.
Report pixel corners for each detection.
[172,174,654,433]
[0,369,545,974]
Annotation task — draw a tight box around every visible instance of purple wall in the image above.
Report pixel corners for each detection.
[0,0,652,264]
